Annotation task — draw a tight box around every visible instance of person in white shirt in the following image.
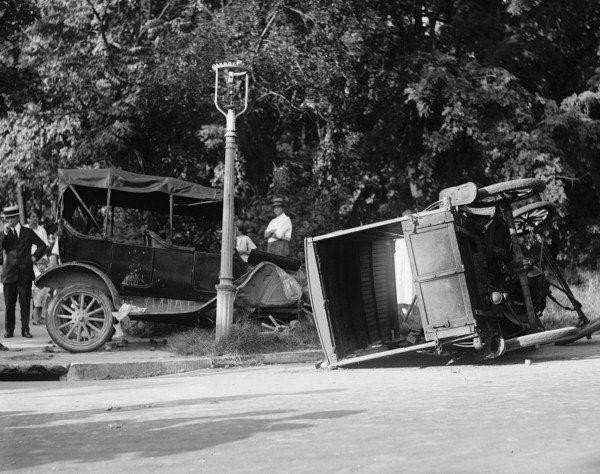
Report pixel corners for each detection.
[264,197,292,257]
[235,222,257,262]
[26,209,49,253]
[26,210,50,325]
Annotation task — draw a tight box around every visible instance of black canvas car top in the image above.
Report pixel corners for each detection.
[58,168,224,219]
[58,168,220,200]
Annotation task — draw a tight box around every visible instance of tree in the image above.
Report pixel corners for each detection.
[2,0,600,263]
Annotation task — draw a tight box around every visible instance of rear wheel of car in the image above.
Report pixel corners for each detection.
[513,201,556,235]
[46,285,114,352]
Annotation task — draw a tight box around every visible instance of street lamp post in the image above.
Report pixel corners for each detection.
[212,61,249,340]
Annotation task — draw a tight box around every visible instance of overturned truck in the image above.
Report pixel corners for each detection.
[305,179,600,368]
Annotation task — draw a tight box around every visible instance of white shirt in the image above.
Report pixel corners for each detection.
[266,213,292,243]
[236,235,257,262]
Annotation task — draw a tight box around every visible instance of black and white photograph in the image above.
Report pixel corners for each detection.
[2,0,600,472]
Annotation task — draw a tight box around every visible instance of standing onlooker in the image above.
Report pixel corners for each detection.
[235,221,257,262]
[264,197,292,257]
[32,231,59,325]
[26,209,49,252]
[31,258,50,325]
[27,209,50,325]
[0,205,47,338]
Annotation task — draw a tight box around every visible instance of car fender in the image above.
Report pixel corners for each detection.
[35,262,121,309]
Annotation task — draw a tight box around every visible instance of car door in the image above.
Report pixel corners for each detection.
[192,251,220,297]
[111,243,154,295]
[192,251,248,299]
[151,247,196,300]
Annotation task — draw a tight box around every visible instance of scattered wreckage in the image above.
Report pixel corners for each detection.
[305,178,600,368]
[37,168,303,352]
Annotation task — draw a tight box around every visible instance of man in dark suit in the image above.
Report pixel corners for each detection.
[1,205,47,338]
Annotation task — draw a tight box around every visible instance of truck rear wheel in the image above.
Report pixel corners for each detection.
[513,201,556,235]
[46,285,114,352]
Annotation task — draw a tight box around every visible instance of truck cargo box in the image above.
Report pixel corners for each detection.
[305,211,477,367]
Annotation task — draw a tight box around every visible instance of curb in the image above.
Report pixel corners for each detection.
[69,350,324,379]
[66,357,213,381]
[212,349,324,368]
[0,349,324,381]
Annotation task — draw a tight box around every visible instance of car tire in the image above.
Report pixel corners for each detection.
[46,285,115,353]
[471,178,545,207]
[513,201,556,235]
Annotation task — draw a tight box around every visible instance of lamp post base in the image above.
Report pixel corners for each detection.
[215,283,236,340]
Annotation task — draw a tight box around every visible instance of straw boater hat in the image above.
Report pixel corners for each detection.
[2,205,20,219]
[271,197,284,207]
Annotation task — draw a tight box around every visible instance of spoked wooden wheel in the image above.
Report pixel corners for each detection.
[471,178,545,208]
[513,201,556,235]
[46,285,114,352]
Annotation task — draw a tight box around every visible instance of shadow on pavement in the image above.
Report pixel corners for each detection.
[2,399,362,470]
[342,337,600,369]
[1,389,345,422]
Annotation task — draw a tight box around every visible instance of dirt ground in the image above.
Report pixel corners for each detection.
[3,337,600,472]
[0,285,52,350]
[0,293,52,348]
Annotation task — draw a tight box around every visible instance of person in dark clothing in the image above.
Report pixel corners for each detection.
[0,205,47,338]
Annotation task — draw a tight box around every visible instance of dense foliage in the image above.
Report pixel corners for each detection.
[1,0,600,264]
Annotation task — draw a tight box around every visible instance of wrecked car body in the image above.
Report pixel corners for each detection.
[37,168,302,352]
[306,179,600,368]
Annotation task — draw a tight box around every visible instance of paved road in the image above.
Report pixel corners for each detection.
[3,339,600,473]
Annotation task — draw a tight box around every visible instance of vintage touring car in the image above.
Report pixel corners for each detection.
[305,178,600,368]
[37,168,301,352]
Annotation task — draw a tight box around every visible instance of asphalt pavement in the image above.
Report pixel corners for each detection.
[3,338,600,473]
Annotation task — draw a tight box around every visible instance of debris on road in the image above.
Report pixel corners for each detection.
[260,316,303,335]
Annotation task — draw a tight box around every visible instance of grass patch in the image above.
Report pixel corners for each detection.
[541,271,600,329]
[164,270,600,355]
[168,317,320,357]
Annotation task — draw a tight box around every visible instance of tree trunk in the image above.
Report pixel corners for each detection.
[16,183,26,225]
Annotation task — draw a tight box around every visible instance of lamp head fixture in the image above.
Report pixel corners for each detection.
[212,61,250,117]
